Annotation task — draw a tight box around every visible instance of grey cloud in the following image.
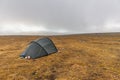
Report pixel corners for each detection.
[0,0,120,34]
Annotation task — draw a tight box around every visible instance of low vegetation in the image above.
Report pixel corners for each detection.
[0,34,120,80]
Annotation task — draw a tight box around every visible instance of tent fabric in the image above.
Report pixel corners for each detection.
[20,37,58,59]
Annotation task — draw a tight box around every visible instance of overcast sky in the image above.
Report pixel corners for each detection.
[0,0,120,35]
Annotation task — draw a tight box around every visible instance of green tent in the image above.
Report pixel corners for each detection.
[20,37,58,59]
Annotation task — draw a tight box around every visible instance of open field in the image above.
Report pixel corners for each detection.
[0,33,120,80]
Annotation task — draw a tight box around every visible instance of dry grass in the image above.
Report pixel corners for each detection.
[0,34,120,80]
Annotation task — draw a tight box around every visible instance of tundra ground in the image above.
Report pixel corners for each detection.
[0,34,120,80]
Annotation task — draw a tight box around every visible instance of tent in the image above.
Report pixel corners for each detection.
[20,37,58,59]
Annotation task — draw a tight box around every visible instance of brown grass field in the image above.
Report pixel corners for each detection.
[0,33,120,80]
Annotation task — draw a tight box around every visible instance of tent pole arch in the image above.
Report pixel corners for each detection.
[31,41,48,55]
